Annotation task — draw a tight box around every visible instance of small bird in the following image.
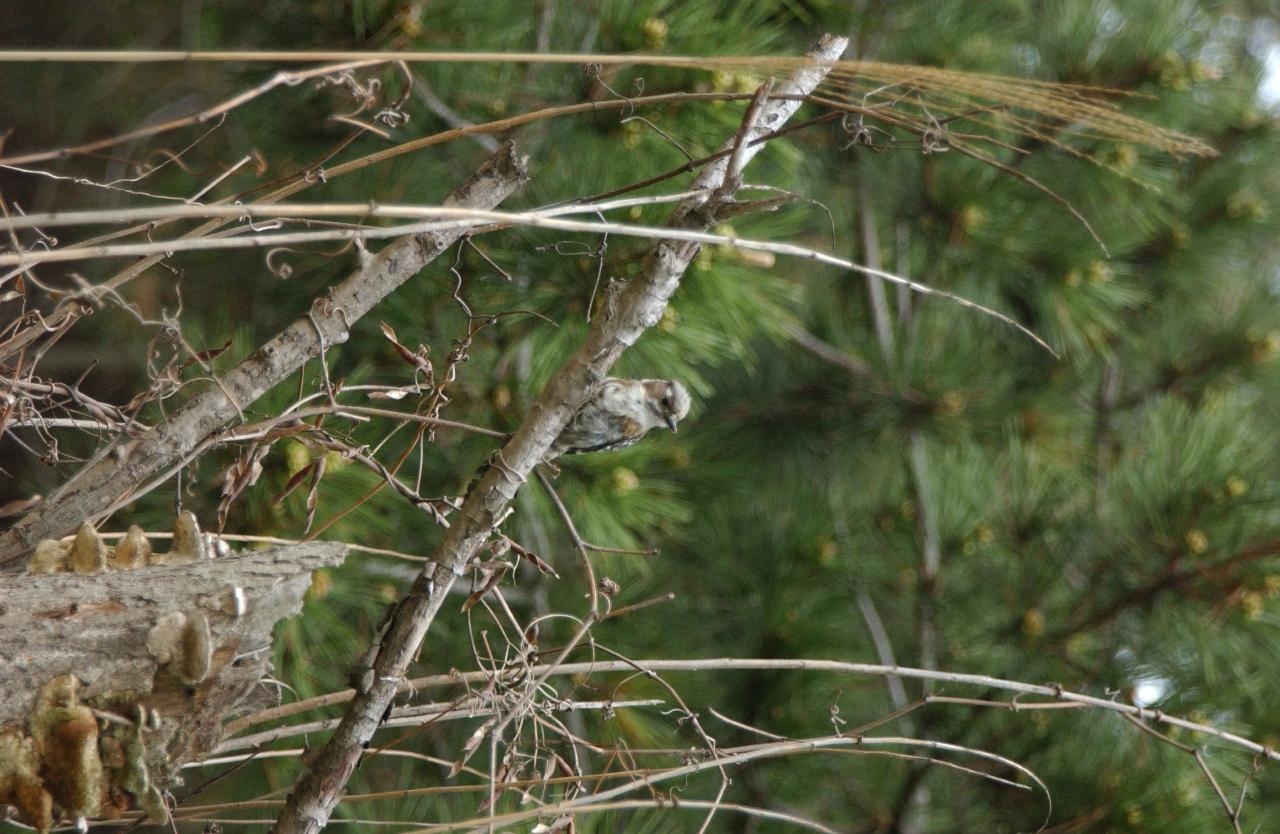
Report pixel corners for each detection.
[551,378,691,457]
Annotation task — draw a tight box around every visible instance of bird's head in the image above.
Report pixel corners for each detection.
[643,379,691,432]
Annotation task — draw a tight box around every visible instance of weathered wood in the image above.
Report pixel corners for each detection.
[0,540,346,830]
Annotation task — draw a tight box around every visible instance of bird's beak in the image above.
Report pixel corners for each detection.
[664,415,678,432]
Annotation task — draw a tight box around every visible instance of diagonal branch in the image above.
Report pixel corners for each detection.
[0,143,530,567]
[266,33,849,834]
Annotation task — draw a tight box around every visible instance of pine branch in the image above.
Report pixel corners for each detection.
[266,33,850,834]
[1058,537,1280,638]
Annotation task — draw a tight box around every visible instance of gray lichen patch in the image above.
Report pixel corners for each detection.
[146,611,213,685]
[26,513,224,576]
[0,728,50,833]
[29,675,105,823]
[153,511,209,565]
[69,525,107,575]
[1,677,185,833]
[110,526,151,570]
[28,540,67,575]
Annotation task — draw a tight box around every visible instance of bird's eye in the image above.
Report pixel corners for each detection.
[660,396,672,409]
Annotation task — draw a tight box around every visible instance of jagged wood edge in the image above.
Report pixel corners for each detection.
[0,538,346,825]
[0,542,346,723]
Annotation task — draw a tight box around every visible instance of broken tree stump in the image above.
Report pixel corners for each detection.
[0,523,347,832]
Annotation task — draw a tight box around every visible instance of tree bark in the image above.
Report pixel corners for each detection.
[269,33,849,834]
[0,540,346,818]
[0,143,530,569]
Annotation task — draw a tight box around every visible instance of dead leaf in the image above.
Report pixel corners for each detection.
[274,461,315,506]
[461,564,509,613]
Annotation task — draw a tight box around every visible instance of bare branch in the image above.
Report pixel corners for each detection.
[229,657,1280,766]
[265,34,849,834]
[0,60,387,167]
[0,207,1057,354]
[0,143,529,566]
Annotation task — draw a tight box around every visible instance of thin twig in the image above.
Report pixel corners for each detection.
[262,38,849,834]
[0,208,1058,355]
[225,657,1280,765]
[0,144,529,565]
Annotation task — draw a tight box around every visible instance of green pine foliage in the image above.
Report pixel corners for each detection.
[2,0,1279,831]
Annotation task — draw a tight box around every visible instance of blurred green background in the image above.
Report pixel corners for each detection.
[2,1,1279,831]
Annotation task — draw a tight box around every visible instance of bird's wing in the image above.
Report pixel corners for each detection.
[559,415,644,454]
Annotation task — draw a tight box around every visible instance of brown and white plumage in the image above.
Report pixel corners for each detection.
[550,378,691,457]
